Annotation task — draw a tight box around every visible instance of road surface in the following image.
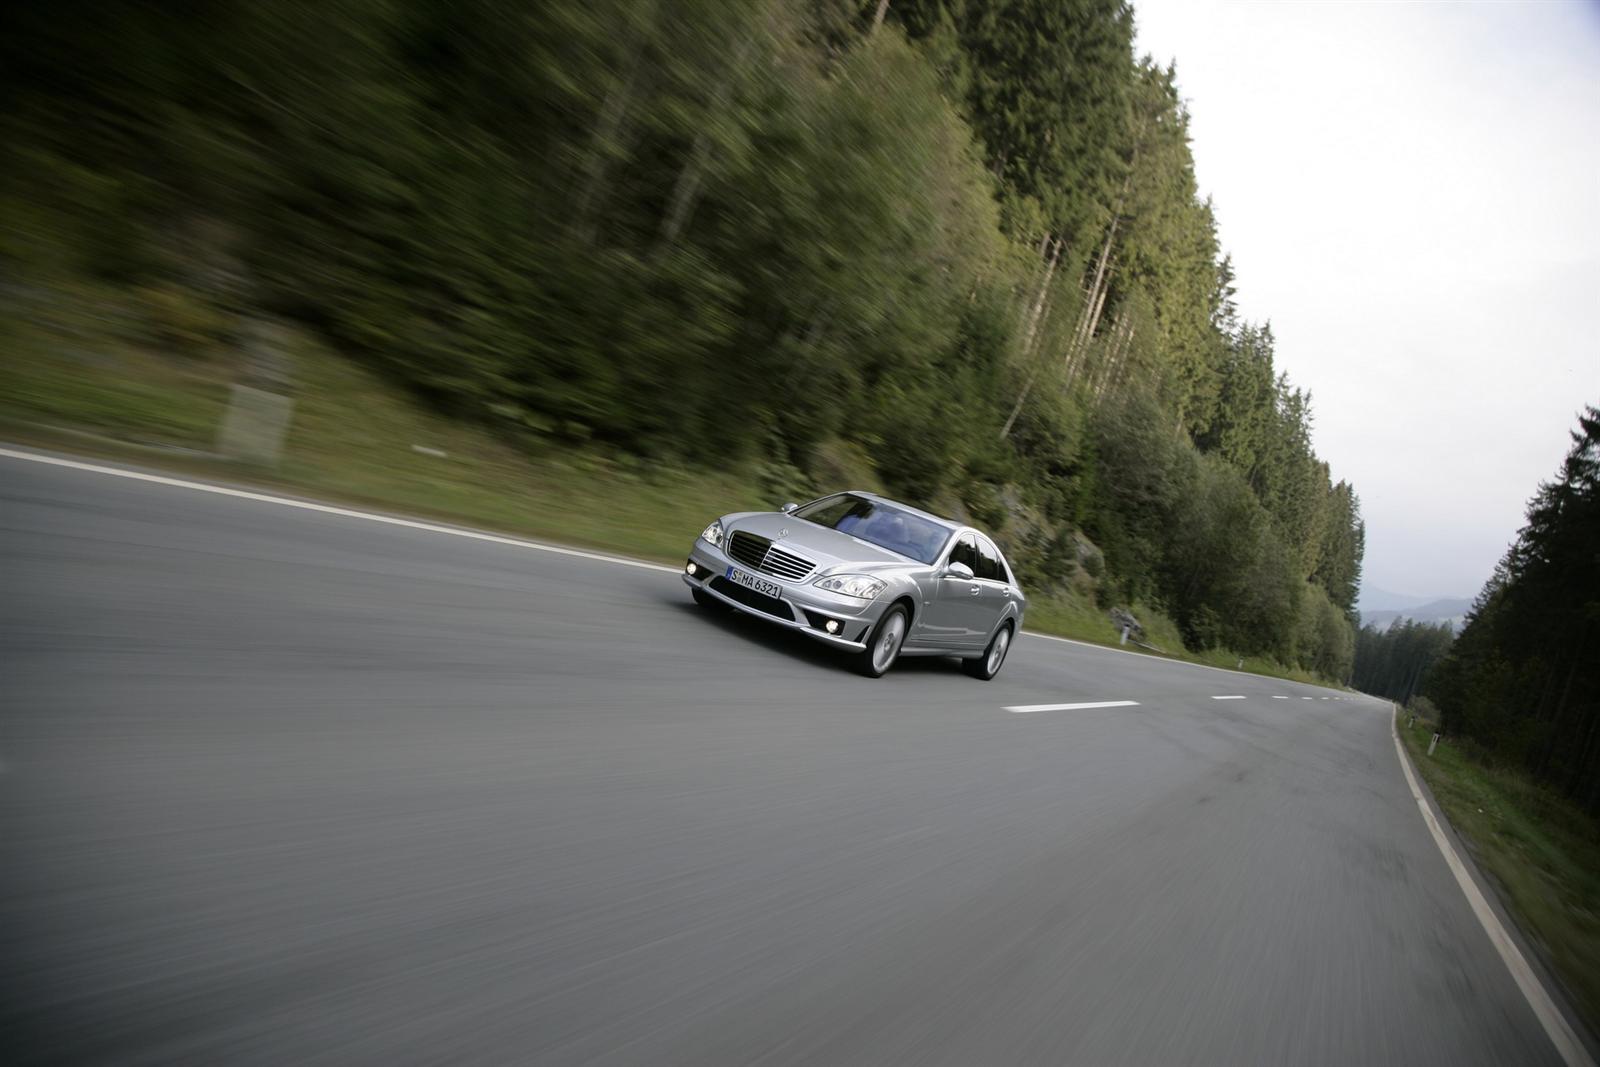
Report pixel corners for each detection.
[0,451,1565,1065]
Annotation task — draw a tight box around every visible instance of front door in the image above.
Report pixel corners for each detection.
[918,534,988,649]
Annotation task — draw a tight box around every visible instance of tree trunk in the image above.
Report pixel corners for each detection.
[572,6,659,240]
[998,237,1062,441]
[1095,311,1134,401]
[1017,236,1061,356]
[870,0,890,36]
[657,23,763,249]
[998,298,1058,441]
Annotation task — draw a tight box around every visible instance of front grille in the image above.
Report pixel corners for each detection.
[727,530,816,581]
[709,576,795,620]
[760,545,814,581]
[727,530,768,569]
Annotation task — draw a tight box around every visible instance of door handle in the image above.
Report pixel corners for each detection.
[969,585,981,595]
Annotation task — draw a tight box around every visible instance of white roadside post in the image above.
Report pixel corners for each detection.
[1428,732,1441,756]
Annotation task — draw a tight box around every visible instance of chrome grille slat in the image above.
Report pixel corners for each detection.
[727,530,769,570]
[727,530,815,582]
[760,546,814,580]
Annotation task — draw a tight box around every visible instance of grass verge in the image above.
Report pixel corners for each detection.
[1025,590,1327,684]
[0,302,1338,685]
[1398,710,1600,1033]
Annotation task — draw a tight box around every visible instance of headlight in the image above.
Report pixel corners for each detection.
[814,573,886,599]
[701,521,725,547]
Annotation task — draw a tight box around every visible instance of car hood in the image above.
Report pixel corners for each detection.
[724,512,930,572]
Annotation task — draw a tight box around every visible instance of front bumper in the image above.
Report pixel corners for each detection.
[683,537,886,650]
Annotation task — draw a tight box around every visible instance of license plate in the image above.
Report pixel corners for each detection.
[726,565,781,599]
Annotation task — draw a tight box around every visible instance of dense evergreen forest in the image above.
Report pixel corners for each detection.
[1351,620,1456,704]
[1426,408,1600,812]
[0,0,1365,675]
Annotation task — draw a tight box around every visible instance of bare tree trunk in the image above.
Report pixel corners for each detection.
[571,71,637,239]
[658,142,708,247]
[1086,281,1110,347]
[997,299,1059,441]
[1108,324,1135,398]
[1017,236,1061,356]
[572,4,659,240]
[1061,230,1112,380]
[998,237,1062,441]
[1064,254,1113,387]
[1007,232,1055,327]
[1092,309,1133,401]
[658,22,763,249]
[1062,112,1146,376]
[1110,322,1137,395]
[870,0,890,36]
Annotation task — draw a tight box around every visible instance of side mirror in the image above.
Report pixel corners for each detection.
[942,561,975,581]
[780,502,799,514]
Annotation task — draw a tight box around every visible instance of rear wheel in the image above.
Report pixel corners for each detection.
[963,623,1013,680]
[692,587,729,612]
[856,604,909,678]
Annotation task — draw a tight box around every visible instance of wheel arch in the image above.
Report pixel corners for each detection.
[983,608,1020,646]
[888,593,917,630]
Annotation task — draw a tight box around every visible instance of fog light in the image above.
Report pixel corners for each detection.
[825,619,840,634]
[685,562,698,576]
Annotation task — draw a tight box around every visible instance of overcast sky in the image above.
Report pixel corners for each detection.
[1132,0,1599,603]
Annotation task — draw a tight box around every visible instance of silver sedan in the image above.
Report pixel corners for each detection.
[683,491,1026,678]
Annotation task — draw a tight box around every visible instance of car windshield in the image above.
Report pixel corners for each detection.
[793,494,952,565]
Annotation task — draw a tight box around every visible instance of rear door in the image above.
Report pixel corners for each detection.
[972,535,1014,642]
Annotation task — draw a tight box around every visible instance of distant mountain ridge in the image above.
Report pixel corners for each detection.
[1359,595,1473,633]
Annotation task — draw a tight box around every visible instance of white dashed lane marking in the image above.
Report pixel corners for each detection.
[1211,695,1246,701]
[1005,701,1141,714]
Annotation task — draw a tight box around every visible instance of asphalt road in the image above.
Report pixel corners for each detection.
[0,452,1565,1065]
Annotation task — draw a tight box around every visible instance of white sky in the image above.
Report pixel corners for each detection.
[1133,0,1600,601]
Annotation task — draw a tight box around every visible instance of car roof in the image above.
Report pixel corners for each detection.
[847,491,962,531]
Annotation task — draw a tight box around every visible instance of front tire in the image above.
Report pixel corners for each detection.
[856,604,909,678]
[963,622,1013,680]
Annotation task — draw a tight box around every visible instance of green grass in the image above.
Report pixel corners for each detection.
[1025,589,1329,684]
[0,299,1339,687]
[2,331,230,447]
[1,307,768,563]
[1398,710,1600,1031]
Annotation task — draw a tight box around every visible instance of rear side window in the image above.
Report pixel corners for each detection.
[949,534,979,573]
[974,536,1006,583]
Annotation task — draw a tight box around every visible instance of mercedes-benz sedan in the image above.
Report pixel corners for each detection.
[683,491,1025,678]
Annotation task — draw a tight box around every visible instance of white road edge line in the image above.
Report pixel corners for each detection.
[1210,695,1246,701]
[0,446,680,574]
[1390,709,1593,1067]
[1006,700,1140,713]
